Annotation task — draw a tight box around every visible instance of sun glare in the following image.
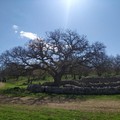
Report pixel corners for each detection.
[62,0,87,12]
[60,0,88,28]
[62,0,77,11]
[66,0,74,9]
[61,0,79,27]
[62,0,82,15]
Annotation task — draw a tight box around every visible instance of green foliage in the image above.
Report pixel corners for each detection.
[0,87,29,97]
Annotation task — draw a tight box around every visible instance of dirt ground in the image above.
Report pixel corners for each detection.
[0,82,5,88]
[0,95,119,112]
[46,100,120,112]
[0,82,120,112]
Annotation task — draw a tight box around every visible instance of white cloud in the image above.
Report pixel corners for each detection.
[12,25,19,33]
[13,25,18,29]
[20,31,38,40]
[12,25,39,40]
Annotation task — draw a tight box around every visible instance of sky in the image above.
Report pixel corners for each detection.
[0,0,120,56]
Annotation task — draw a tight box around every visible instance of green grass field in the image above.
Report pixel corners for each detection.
[0,78,120,120]
[0,104,120,120]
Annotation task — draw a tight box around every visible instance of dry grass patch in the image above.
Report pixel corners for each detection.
[0,94,120,113]
[46,99,120,112]
[0,82,5,89]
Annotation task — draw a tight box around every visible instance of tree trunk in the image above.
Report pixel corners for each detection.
[53,74,62,86]
[73,74,76,80]
[65,74,68,80]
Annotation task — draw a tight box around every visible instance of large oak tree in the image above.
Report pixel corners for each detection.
[0,29,107,85]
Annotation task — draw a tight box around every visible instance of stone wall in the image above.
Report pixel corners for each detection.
[27,77,120,95]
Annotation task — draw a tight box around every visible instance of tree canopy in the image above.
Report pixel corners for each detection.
[0,29,110,85]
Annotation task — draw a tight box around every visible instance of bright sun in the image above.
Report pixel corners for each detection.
[63,0,75,10]
[63,0,87,9]
[62,0,81,12]
[61,0,86,27]
[66,0,74,8]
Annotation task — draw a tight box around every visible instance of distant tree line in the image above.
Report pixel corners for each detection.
[0,29,120,85]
